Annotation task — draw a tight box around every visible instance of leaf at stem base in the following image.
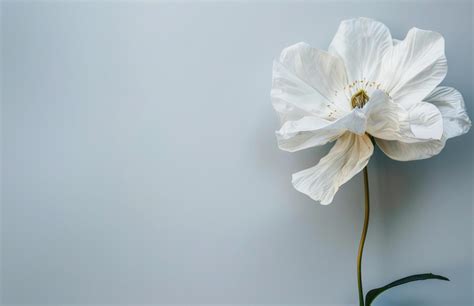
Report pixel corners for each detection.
[365,273,450,306]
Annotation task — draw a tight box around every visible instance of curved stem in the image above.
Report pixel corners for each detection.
[357,167,370,306]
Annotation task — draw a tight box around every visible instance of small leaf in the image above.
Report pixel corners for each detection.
[365,273,449,306]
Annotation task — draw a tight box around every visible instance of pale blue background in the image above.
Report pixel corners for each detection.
[1,1,472,305]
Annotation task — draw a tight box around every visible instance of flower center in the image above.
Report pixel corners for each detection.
[351,89,369,109]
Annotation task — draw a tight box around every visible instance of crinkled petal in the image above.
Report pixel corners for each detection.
[405,101,444,141]
[379,28,447,109]
[376,137,446,161]
[375,101,443,160]
[363,90,410,140]
[329,17,392,82]
[271,42,350,123]
[362,90,442,142]
[276,109,367,152]
[424,86,471,138]
[292,133,373,205]
[375,86,471,161]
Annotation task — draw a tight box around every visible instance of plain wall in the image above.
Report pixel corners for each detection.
[1,1,472,305]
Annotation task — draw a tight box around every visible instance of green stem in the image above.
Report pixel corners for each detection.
[357,167,370,306]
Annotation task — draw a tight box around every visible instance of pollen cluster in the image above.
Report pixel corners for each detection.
[351,89,370,109]
[333,78,388,109]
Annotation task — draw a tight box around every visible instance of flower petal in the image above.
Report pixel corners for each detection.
[405,102,444,141]
[271,42,350,123]
[363,90,442,142]
[379,28,447,109]
[329,17,393,82]
[376,137,446,161]
[292,133,373,205]
[276,109,367,152]
[375,86,471,161]
[363,90,410,141]
[424,86,471,139]
[376,100,443,160]
[376,102,446,161]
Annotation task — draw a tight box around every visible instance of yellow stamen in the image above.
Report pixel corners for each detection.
[351,89,369,109]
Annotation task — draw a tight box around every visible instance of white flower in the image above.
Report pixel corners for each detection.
[271,17,471,205]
